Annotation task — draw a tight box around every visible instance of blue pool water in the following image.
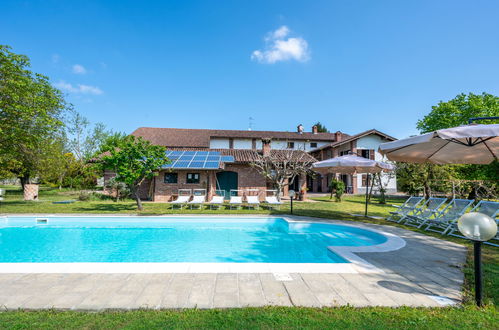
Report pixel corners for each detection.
[0,217,387,263]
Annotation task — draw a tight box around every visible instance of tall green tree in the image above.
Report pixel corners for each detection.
[0,45,69,188]
[416,92,499,133]
[100,136,169,210]
[313,122,329,133]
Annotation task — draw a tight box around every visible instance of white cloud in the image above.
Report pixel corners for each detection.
[252,25,310,64]
[54,80,103,95]
[267,25,290,40]
[72,64,87,74]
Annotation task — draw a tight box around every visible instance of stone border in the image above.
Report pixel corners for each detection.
[0,215,406,274]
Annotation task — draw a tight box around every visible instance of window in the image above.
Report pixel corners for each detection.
[361,174,371,187]
[287,142,295,149]
[310,142,317,148]
[339,150,350,156]
[186,173,200,184]
[164,173,178,184]
[360,149,370,159]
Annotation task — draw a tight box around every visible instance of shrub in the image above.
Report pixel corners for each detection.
[329,179,345,202]
[78,191,91,201]
[105,177,130,202]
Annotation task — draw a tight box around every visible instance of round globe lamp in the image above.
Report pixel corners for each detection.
[457,212,498,306]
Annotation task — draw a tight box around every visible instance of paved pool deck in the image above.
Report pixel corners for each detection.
[0,215,467,309]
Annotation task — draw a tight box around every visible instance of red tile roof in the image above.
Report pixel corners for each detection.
[131,127,346,148]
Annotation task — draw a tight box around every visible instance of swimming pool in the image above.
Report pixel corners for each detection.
[0,217,388,264]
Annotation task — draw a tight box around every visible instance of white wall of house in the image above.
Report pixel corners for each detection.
[210,138,329,151]
[356,135,397,193]
[210,138,230,149]
[233,139,252,149]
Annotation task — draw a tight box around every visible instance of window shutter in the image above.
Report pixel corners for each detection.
[357,149,362,157]
[370,149,375,160]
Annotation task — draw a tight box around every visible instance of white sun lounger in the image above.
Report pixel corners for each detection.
[168,195,190,209]
[265,196,282,210]
[246,195,260,209]
[386,196,424,223]
[229,190,243,209]
[186,189,206,209]
[188,195,206,209]
[424,198,475,234]
[403,197,448,227]
[168,189,192,209]
[229,196,243,209]
[208,195,225,209]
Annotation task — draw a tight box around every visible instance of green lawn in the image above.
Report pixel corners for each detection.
[0,185,497,329]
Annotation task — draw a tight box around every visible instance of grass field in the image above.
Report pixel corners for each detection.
[0,185,497,329]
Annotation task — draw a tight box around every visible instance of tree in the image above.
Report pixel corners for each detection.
[416,92,499,133]
[396,163,454,198]
[0,45,69,189]
[313,122,329,133]
[372,159,397,204]
[100,136,169,210]
[66,109,112,160]
[250,150,315,197]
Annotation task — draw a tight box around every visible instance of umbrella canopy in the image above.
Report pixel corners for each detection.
[378,124,499,164]
[312,154,394,174]
[312,154,394,217]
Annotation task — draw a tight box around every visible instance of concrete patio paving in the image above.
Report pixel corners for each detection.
[0,218,467,310]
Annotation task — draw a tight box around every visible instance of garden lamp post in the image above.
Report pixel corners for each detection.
[457,212,498,306]
[289,190,295,214]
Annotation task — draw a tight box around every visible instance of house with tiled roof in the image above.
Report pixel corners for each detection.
[120,125,396,201]
[308,129,397,194]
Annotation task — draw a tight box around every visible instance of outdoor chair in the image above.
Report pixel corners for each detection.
[246,196,260,209]
[423,198,475,234]
[447,200,499,246]
[187,189,207,209]
[167,189,192,209]
[208,190,225,209]
[245,189,261,209]
[264,190,282,210]
[403,197,448,227]
[386,196,424,223]
[229,189,243,209]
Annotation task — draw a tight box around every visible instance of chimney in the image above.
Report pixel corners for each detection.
[262,138,271,156]
[334,131,342,142]
[297,124,304,134]
[312,125,318,134]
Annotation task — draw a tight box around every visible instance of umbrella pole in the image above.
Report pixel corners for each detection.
[364,174,369,217]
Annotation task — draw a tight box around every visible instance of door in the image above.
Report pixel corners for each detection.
[216,171,238,200]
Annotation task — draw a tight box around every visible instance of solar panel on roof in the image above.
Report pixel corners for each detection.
[204,161,220,168]
[163,151,234,169]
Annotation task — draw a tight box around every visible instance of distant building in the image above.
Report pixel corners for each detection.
[105,125,396,201]
[308,129,397,194]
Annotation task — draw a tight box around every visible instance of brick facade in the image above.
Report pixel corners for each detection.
[152,170,215,202]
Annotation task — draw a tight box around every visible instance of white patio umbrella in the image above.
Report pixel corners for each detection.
[378,120,499,307]
[378,124,499,164]
[312,154,395,216]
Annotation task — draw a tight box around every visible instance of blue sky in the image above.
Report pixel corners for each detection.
[2,0,499,138]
